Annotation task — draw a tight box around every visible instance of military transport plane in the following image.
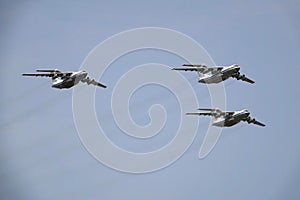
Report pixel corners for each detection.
[22,69,107,89]
[186,108,265,127]
[172,64,255,84]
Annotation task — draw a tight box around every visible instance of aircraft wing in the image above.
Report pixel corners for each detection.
[172,64,209,72]
[182,64,207,67]
[22,73,55,77]
[186,112,213,116]
[172,67,203,71]
[36,69,61,73]
[225,111,235,115]
[197,108,234,117]
[22,72,72,77]
[206,67,224,71]
[198,108,223,113]
[182,64,223,71]
[173,66,223,74]
[59,72,73,77]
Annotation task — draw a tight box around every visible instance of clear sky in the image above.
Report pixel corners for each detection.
[1,0,300,199]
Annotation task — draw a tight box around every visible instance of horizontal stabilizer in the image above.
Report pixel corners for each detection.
[253,120,266,127]
[96,82,107,88]
[81,77,107,88]
[232,73,255,84]
[244,117,266,127]
[241,76,255,84]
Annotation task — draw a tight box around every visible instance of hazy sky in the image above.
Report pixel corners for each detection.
[1,1,300,199]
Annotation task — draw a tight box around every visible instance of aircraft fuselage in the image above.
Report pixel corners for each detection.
[52,71,88,89]
[199,65,240,84]
[212,109,250,127]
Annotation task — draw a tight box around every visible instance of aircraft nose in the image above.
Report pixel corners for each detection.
[80,71,88,78]
[244,110,250,115]
[234,64,240,71]
[198,79,205,83]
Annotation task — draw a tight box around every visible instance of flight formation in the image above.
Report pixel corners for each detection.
[22,63,265,128]
[173,63,265,127]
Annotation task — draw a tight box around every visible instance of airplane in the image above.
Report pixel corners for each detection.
[22,69,107,89]
[186,108,265,127]
[172,64,255,84]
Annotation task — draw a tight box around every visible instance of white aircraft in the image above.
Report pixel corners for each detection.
[22,69,107,89]
[186,108,265,127]
[172,64,255,84]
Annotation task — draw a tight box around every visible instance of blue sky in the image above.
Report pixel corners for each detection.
[1,1,300,199]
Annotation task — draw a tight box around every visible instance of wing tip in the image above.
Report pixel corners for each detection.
[186,112,199,115]
[36,69,60,72]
